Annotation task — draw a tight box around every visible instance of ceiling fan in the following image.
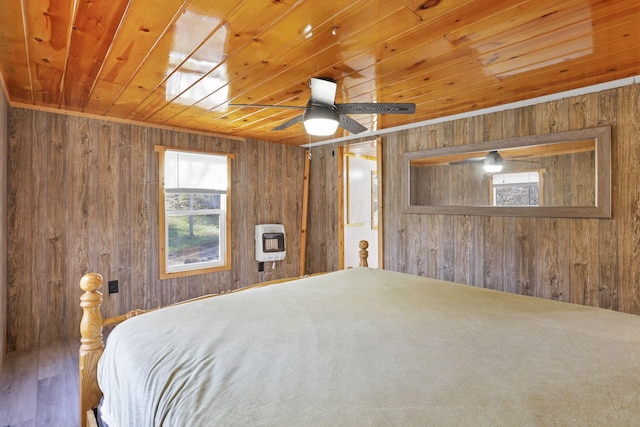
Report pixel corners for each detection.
[450,150,536,173]
[229,77,416,136]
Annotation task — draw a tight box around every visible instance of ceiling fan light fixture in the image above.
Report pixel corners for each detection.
[483,151,503,173]
[484,163,503,173]
[303,105,339,136]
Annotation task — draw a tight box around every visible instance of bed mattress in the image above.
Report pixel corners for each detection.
[97,267,640,426]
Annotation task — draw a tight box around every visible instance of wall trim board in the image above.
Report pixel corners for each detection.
[0,81,7,365]
[8,101,246,143]
[0,72,8,107]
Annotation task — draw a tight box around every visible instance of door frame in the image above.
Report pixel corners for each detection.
[338,138,383,269]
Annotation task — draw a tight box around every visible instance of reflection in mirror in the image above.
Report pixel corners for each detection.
[403,126,610,218]
[492,171,542,206]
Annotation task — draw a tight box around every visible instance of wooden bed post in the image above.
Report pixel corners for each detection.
[359,240,369,267]
[79,273,105,427]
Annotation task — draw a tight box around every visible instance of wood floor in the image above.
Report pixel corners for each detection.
[0,339,79,427]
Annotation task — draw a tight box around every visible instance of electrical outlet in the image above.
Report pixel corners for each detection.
[108,280,119,294]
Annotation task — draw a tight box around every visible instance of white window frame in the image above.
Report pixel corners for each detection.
[155,146,233,279]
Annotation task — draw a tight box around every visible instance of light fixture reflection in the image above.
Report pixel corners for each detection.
[166,11,228,109]
[483,151,503,173]
[303,24,313,39]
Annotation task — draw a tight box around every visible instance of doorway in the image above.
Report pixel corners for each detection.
[339,139,383,269]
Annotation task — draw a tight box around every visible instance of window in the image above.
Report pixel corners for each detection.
[156,146,233,279]
[491,171,542,206]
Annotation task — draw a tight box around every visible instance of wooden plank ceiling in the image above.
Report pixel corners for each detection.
[0,0,638,146]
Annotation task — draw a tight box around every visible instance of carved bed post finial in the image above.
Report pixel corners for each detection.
[359,240,369,267]
[79,273,105,427]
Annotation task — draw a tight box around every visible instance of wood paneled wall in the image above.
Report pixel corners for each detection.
[308,84,640,316]
[305,147,341,274]
[386,84,640,314]
[6,83,640,353]
[6,109,306,352]
[0,85,7,364]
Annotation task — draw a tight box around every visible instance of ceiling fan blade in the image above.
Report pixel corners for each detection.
[229,103,305,109]
[449,157,487,165]
[336,103,415,115]
[309,78,337,105]
[506,158,539,164]
[338,114,368,134]
[272,114,304,131]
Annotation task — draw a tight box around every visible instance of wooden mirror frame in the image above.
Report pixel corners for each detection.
[402,126,611,218]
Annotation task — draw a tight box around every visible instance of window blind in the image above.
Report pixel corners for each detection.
[165,150,228,194]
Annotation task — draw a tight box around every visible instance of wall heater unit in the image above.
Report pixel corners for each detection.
[255,224,286,262]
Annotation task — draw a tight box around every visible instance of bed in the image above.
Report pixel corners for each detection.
[79,243,640,426]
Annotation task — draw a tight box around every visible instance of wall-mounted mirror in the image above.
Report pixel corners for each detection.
[403,126,611,218]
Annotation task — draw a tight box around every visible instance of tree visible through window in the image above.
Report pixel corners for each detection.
[165,193,221,265]
[156,146,233,278]
[491,171,541,207]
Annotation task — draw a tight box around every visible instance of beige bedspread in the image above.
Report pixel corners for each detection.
[97,267,640,426]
